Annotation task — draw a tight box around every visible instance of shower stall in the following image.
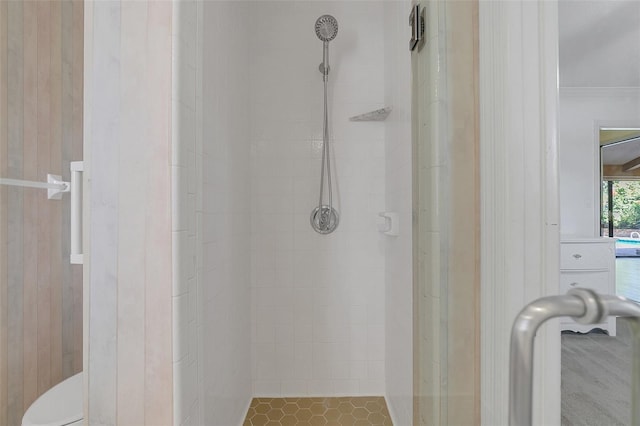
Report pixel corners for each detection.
[171,1,479,425]
[179,1,416,423]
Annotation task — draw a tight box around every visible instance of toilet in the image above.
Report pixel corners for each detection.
[22,372,82,426]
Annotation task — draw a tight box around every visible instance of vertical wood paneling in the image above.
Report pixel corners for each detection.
[145,2,173,424]
[22,0,39,412]
[86,1,175,423]
[36,0,53,396]
[61,0,73,379]
[88,0,120,423]
[117,2,147,424]
[82,0,93,420]
[71,0,84,376]
[0,1,84,422]
[7,1,24,424]
[479,2,560,424]
[50,0,64,388]
[0,1,8,423]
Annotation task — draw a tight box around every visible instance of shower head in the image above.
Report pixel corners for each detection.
[316,15,338,79]
[315,15,338,42]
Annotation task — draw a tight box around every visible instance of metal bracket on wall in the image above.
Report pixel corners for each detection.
[509,288,640,426]
[409,4,425,52]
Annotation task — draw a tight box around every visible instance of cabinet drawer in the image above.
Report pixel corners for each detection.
[560,243,612,270]
[560,271,610,294]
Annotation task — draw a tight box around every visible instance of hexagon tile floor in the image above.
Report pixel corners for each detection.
[242,396,393,426]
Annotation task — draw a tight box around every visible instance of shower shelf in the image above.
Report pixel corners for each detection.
[349,107,392,122]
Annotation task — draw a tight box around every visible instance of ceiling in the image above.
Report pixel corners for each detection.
[559,0,640,87]
[601,130,640,165]
[601,129,640,145]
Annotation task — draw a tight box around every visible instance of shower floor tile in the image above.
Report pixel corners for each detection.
[242,396,393,426]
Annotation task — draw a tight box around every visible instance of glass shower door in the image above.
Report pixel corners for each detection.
[411,0,480,424]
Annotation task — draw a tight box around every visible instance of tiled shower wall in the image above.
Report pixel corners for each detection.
[200,1,253,424]
[181,2,411,424]
[172,0,202,425]
[383,1,413,424]
[0,2,83,424]
[249,2,387,397]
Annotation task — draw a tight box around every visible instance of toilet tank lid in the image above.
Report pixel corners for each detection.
[22,372,83,426]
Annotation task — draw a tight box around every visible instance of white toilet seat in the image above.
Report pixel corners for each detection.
[22,372,83,426]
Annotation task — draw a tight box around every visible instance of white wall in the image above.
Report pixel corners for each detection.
[383,1,412,424]
[85,1,174,424]
[559,0,640,88]
[558,1,640,238]
[174,2,255,424]
[199,1,254,424]
[248,1,387,397]
[559,88,640,237]
[480,2,560,424]
[172,1,202,425]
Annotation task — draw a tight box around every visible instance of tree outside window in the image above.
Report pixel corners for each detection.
[602,180,640,236]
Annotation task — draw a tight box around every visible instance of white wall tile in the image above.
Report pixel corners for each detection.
[307,380,334,396]
[172,293,189,363]
[254,380,281,396]
[248,1,388,397]
[174,2,412,423]
[383,1,413,424]
[197,2,253,425]
[281,380,308,396]
[333,380,360,396]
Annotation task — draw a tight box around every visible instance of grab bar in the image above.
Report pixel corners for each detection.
[0,175,69,199]
[70,161,83,264]
[509,289,640,426]
[0,163,83,265]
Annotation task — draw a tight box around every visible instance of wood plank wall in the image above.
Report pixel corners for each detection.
[0,1,83,424]
[85,1,174,424]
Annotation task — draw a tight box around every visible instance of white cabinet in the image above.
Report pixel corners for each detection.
[560,238,616,335]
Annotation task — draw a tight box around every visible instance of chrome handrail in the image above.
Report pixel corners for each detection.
[509,289,640,426]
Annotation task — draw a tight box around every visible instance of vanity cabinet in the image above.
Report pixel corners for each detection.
[560,238,616,336]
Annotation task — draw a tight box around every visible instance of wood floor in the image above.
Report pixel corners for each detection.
[562,318,634,425]
[561,257,640,425]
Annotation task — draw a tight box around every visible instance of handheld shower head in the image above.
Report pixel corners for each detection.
[312,14,339,234]
[315,15,338,42]
[315,15,338,78]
